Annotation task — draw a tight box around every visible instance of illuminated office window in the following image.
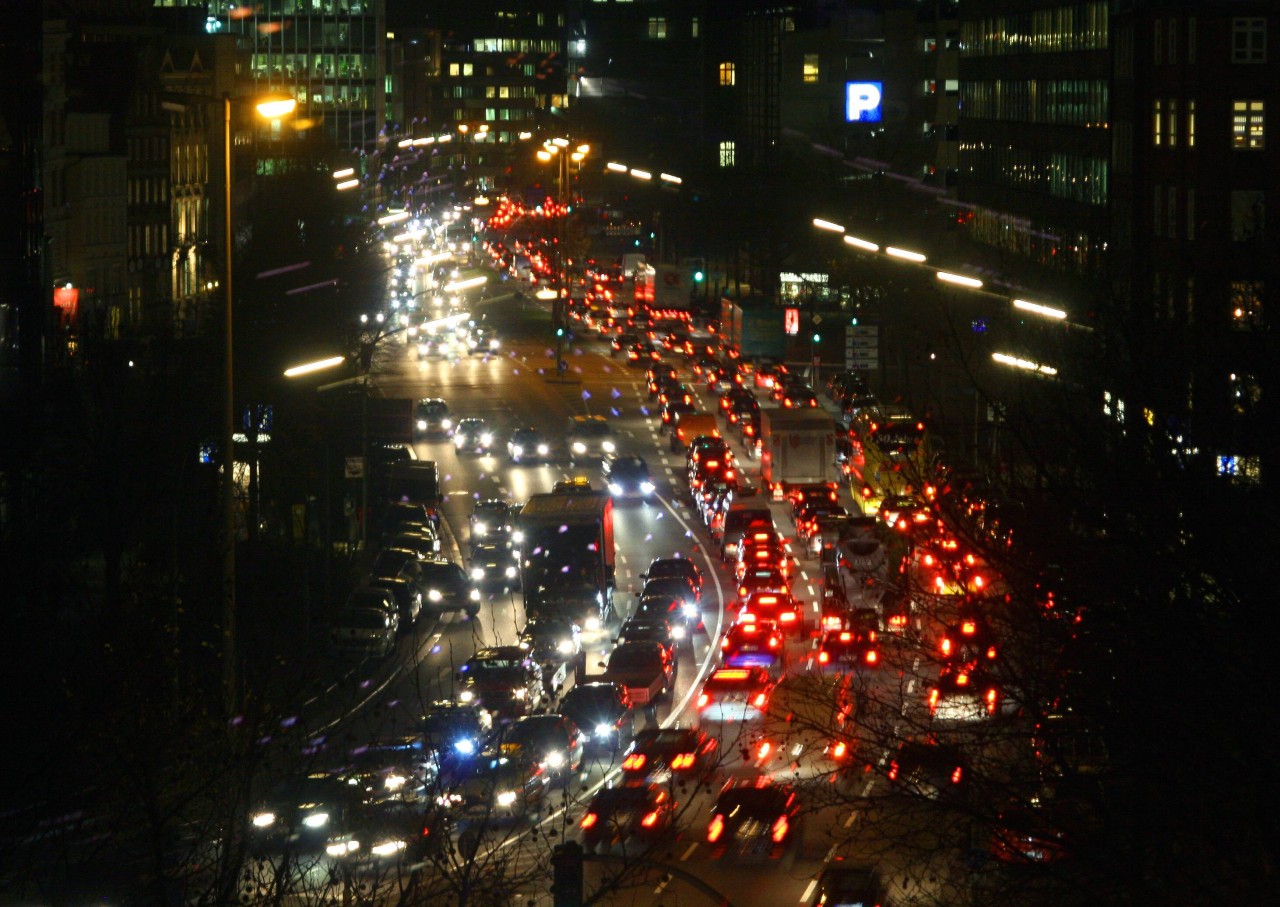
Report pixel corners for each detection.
[719,141,735,167]
[802,54,819,83]
[1232,18,1266,63]
[1232,100,1265,149]
[719,62,735,86]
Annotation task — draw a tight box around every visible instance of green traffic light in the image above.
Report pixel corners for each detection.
[812,333,821,343]
[693,270,705,282]
[556,327,565,337]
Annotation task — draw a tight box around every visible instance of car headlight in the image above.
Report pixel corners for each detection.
[454,738,475,755]
[416,419,428,431]
[671,625,686,640]
[428,589,443,602]
[585,616,602,632]
[480,433,493,446]
[469,589,481,601]
[572,442,586,454]
[505,566,517,578]
[557,639,575,655]
[682,602,699,619]
[302,813,329,829]
[459,689,475,702]
[371,840,407,857]
[513,530,524,544]
[608,483,623,496]
[512,687,527,700]
[471,567,485,581]
[455,436,465,447]
[602,440,616,452]
[384,774,407,791]
[326,840,360,857]
[536,444,549,455]
[545,750,565,769]
[251,812,276,829]
[641,482,656,494]
[511,444,523,457]
[594,723,615,738]
[441,419,452,429]
[473,522,486,535]
[489,339,500,350]
[496,790,518,807]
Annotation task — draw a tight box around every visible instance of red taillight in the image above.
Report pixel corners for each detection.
[753,692,767,708]
[720,637,729,649]
[671,753,694,770]
[888,761,899,780]
[738,587,748,597]
[771,815,789,842]
[779,612,795,622]
[622,754,646,771]
[986,646,998,660]
[941,638,952,657]
[822,615,842,630]
[956,672,970,686]
[985,688,998,712]
[697,692,710,708]
[707,814,725,842]
[864,649,878,665]
[928,689,939,712]
[757,741,772,761]
[838,631,853,642]
[951,766,964,784]
[641,810,660,828]
[818,650,829,664]
[581,812,598,829]
[831,741,847,759]
[768,636,779,648]
[890,614,908,627]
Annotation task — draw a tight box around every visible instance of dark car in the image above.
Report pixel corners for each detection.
[580,783,677,854]
[386,529,441,559]
[422,700,493,762]
[414,397,453,436]
[615,615,681,655]
[469,541,520,590]
[705,779,801,860]
[887,740,969,801]
[453,417,495,454]
[720,620,785,677]
[812,864,886,907]
[816,626,881,670]
[248,774,366,854]
[370,548,426,592]
[602,456,656,500]
[362,577,423,629]
[508,426,550,463]
[598,641,676,708]
[621,727,717,779]
[640,576,700,624]
[632,595,691,639]
[659,397,697,426]
[559,682,635,754]
[470,499,515,544]
[420,560,481,616]
[444,750,547,823]
[646,364,679,396]
[329,736,438,808]
[499,714,585,780]
[517,615,582,695]
[457,646,546,718]
[643,556,704,603]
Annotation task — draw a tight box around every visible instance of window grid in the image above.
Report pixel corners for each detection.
[1153,99,1163,146]
[1232,100,1265,149]
[1188,100,1196,146]
[719,62,735,86]
[802,54,819,83]
[1232,18,1266,63]
[719,140,735,167]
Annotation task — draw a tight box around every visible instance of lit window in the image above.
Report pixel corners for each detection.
[1232,100,1265,149]
[463,63,474,77]
[647,17,667,40]
[923,37,937,53]
[719,141,735,167]
[924,80,937,95]
[719,62,735,86]
[1167,99,1178,147]
[1232,18,1267,63]
[802,54,819,83]
[945,79,959,95]
[692,18,699,38]
[449,63,460,76]
[1230,280,1264,328]
[1153,99,1163,146]
[1187,99,1196,146]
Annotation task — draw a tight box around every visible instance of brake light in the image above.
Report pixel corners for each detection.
[986,646,998,660]
[768,636,779,648]
[951,766,964,784]
[580,812,598,829]
[622,754,646,771]
[697,692,710,708]
[839,631,853,642]
[956,672,970,686]
[818,650,829,664]
[941,638,952,656]
[716,669,750,680]
[707,814,725,842]
[822,615,842,630]
[771,815,789,842]
[779,612,795,622]
[864,649,878,665]
[757,741,772,761]
[671,753,695,770]
[889,614,908,627]
[986,689,998,712]
[641,810,660,828]
[923,554,936,567]
[720,637,730,649]
[961,620,977,635]
[757,594,778,604]
[928,689,939,711]
[972,575,986,590]
[888,761,899,780]
[753,692,767,708]
[831,741,847,759]
[738,587,748,598]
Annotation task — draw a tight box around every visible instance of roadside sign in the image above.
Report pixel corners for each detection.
[344,456,365,479]
[846,325,879,370]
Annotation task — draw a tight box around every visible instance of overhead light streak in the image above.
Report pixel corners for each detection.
[886,246,926,262]
[1013,299,1067,320]
[992,352,1058,376]
[937,271,983,289]
[843,235,878,252]
[812,218,845,233]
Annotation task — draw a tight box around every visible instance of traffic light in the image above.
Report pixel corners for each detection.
[693,269,705,282]
[812,333,821,344]
[550,842,584,907]
[556,326,565,337]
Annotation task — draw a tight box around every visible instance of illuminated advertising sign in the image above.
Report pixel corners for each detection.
[784,307,800,335]
[845,82,883,123]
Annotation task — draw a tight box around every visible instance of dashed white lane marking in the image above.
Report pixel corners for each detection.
[680,841,699,861]
[800,880,819,904]
[844,808,861,829]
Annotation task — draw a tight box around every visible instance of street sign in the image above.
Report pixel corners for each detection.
[344,456,365,479]
[845,325,879,370]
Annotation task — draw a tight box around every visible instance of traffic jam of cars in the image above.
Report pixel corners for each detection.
[248,201,1097,900]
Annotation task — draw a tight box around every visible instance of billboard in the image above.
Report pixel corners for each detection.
[845,82,883,123]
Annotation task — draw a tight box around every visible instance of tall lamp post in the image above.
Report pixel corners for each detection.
[537,139,590,375]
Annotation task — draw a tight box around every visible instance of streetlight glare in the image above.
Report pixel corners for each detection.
[335,179,359,191]
[1013,299,1068,320]
[551,137,570,148]
[576,144,590,154]
[812,218,845,233]
[256,98,298,119]
[630,168,652,180]
[937,271,983,289]
[843,235,879,252]
[537,149,553,162]
[992,352,1059,376]
[283,356,345,378]
[659,173,682,184]
[886,246,927,263]
[606,162,627,172]
[332,167,354,179]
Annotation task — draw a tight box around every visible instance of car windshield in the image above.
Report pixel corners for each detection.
[592,787,656,813]
[607,646,660,670]
[420,563,462,582]
[459,420,486,432]
[637,728,691,748]
[563,686,615,711]
[474,503,508,518]
[340,609,388,629]
[612,458,647,473]
[418,401,447,416]
[423,712,476,741]
[648,560,693,579]
[522,620,575,642]
[349,590,390,609]
[717,787,789,816]
[572,421,611,438]
[504,721,561,748]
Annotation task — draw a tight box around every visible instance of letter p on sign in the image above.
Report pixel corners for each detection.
[845,82,883,123]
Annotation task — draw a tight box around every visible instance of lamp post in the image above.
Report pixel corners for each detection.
[537,140,590,376]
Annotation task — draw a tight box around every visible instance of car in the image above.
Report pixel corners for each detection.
[656,382,695,408]
[328,736,438,807]
[611,330,640,356]
[330,607,398,658]
[625,340,660,365]
[422,700,494,764]
[518,614,583,663]
[639,575,700,622]
[659,397,696,427]
[795,501,850,541]
[507,426,550,463]
[720,504,775,561]
[621,727,717,779]
[443,750,548,823]
[686,435,731,469]
[642,557,704,603]
[602,455,656,499]
[453,417,495,454]
[598,641,676,708]
[736,567,791,601]
[552,476,597,494]
[887,739,969,800]
[632,594,692,640]
[706,778,801,859]
[567,415,617,462]
[456,647,546,719]
[811,864,886,907]
[782,386,819,409]
[734,534,792,582]
[386,529,441,559]
[377,502,438,543]
[370,547,427,591]
[789,483,840,520]
[878,493,931,529]
[469,541,521,590]
[470,499,515,544]
[345,586,400,623]
[815,626,881,670]
[558,682,635,754]
[696,667,775,722]
[419,559,481,616]
[720,387,756,421]
[615,615,681,656]
[720,619,785,676]
[753,362,785,390]
[362,577,423,628]
[689,454,737,493]
[736,592,803,633]
[579,783,677,854]
[646,364,679,396]
[696,478,739,526]
[927,665,1006,723]
[414,397,453,436]
[939,614,1000,667]
[499,715,585,780]
[249,774,368,854]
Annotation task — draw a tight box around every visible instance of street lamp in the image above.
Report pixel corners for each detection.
[161,90,296,715]
[537,138,590,376]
